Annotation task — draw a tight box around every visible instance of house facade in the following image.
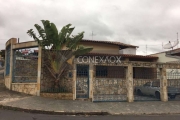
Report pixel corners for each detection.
[4,38,180,102]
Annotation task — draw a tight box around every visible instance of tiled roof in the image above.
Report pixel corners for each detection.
[168,48,180,54]
[84,53,158,59]
[81,39,138,48]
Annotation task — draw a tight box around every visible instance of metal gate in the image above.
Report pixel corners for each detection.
[5,45,11,76]
[12,48,38,83]
[133,67,160,101]
[76,64,89,98]
[93,66,127,102]
[167,69,180,101]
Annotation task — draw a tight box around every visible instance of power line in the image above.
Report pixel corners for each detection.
[138,44,162,46]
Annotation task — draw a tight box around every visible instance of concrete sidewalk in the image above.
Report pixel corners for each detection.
[1,93,180,115]
[1,80,180,115]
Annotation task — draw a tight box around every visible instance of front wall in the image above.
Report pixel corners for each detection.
[40,50,73,93]
[94,78,127,95]
[11,83,37,95]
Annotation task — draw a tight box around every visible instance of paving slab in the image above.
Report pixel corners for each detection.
[1,80,180,115]
[1,95,180,115]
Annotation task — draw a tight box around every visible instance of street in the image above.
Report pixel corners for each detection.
[0,109,180,120]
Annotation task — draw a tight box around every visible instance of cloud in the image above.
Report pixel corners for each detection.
[0,0,180,54]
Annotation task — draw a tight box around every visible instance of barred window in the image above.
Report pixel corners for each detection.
[96,66,107,77]
[133,67,157,79]
[96,66,125,78]
[77,65,89,77]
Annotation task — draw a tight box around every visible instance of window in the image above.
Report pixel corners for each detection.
[96,66,125,78]
[133,67,157,79]
[77,65,89,77]
[96,66,107,77]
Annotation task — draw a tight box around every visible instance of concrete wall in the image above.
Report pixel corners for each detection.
[13,41,38,49]
[40,93,73,100]
[12,83,37,95]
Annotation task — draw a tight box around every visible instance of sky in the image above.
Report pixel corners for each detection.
[0,0,180,55]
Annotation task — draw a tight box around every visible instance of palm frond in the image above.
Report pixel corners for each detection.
[27,29,41,45]
[67,32,84,50]
[27,20,93,87]
[73,45,93,55]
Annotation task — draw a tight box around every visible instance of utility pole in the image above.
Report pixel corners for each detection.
[90,31,96,40]
[177,32,179,48]
[146,44,147,55]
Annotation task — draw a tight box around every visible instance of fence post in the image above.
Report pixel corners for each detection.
[4,45,8,88]
[72,63,76,100]
[126,63,134,102]
[9,38,17,90]
[159,67,168,102]
[89,63,94,100]
[36,46,42,96]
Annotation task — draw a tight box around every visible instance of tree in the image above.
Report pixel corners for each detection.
[27,20,93,90]
[0,50,5,59]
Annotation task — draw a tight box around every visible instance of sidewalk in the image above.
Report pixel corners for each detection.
[1,81,180,115]
[2,96,180,115]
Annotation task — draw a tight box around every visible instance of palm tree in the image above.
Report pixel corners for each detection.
[27,20,93,90]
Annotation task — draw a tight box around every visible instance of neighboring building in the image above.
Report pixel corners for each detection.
[150,48,180,63]
[81,39,137,55]
[150,48,180,78]
[80,39,157,62]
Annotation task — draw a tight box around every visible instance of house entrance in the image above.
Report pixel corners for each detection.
[76,64,89,98]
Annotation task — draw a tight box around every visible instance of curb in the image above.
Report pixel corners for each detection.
[1,104,180,116]
[0,105,109,115]
[111,112,180,116]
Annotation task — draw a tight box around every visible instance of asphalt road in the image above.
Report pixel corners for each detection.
[1,109,180,120]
